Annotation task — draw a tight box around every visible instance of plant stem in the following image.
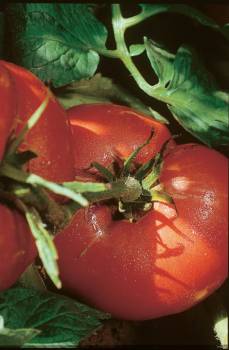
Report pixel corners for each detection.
[0,162,88,206]
[97,5,167,102]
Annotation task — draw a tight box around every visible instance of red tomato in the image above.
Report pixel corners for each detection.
[67,103,174,177]
[0,61,75,290]
[0,60,75,183]
[55,105,228,320]
[0,204,36,291]
[0,64,15,159]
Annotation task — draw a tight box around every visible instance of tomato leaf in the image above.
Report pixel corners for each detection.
[5,3,107,87]
[122,129,154,176]
[129,44,145,57]
[25,207,61,289]
[0,286,109,348]
[0,315,40,348]
[91,162,115,182]
[145,39,229,147]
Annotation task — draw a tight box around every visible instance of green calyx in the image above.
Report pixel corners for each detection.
[82,129,175,222]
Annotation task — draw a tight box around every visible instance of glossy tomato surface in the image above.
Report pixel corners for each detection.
[55,125,228,320]
[67,103,174,176]
[0,204,36,291]
[0,60,75,183]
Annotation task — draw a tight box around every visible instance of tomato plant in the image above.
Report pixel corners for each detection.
[54,104,228,320]
[0,60,78,291]
[0,2,228,346]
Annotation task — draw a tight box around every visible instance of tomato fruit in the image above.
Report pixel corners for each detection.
[0,60,76,290]
[55,104,228,320]
[0,203,36,291]
[0,63,15,160]
[0,60,75,183]
[67,103,173,175]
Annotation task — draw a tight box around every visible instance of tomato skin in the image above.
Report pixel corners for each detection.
[55,134,228,319]
[67,103,174,177]
[0,64,15,159]
[0,60,75,183]
[0,204,36,291]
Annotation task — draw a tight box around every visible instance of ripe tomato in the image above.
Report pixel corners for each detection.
[0,60,75,290]
[0,64,15,159]
[67,103,173,176]
[0,60,75,183]
[55,105,228,320]
[0,203,36,291]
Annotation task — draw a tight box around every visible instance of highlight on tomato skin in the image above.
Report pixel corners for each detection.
[67,103,175,176]
[54,104,228,321]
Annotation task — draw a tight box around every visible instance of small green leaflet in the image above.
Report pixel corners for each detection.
[6,4,108,87]
[122,129,154,176]
[0,316,40,348]
[25,207,61,289]
[90,162,115,182]
[0,286,109,348]
[145,39,229,147]
[129,44,145,57]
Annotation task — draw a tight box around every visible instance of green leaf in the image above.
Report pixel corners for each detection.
[90,162,115,182]
[150,190,174,205]
[0,316,40,348]
[6,4,107,87]
[142,155,162,190]
[135,158,155,181]
[143,39,175,86]
[25,207,61,289]
[139,4,228,39]
[0,286,109,348]
[6,150,37,168]
[122,129,154,176]
[145,39,229,147]
[129,44,145,57]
